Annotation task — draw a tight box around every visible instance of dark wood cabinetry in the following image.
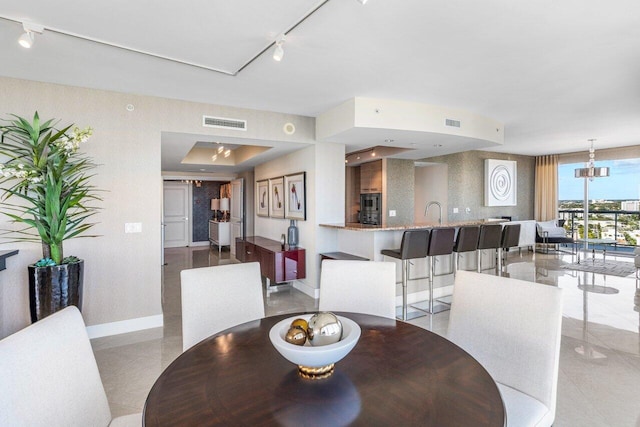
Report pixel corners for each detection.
[236,236,306,285]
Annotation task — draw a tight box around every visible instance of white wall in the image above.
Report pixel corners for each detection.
[0,76,315,338]
[254,142,345,297]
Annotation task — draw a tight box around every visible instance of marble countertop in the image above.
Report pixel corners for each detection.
[319,219,505,232]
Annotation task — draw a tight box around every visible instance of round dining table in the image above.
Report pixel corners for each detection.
[144,312,505,426]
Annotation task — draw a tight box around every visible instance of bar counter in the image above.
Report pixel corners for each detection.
[319,218,503,232]
[318,219,504,304]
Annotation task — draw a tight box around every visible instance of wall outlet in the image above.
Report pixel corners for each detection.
[389,210,396,217]
[452,207,459,214]
[465,207,471,214]
[125,222,142,233]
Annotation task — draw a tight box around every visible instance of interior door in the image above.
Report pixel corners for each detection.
[230,178,244,255]
[163,182,190,248]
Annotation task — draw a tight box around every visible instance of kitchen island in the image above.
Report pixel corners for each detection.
[319,219,504,307]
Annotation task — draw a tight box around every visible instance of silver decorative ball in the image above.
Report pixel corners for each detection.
[307,312,343,346]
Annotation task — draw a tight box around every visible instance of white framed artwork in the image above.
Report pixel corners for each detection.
[484,159,517,206]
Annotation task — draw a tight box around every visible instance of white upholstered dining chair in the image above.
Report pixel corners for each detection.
[319,260,396,319]
[447,271,563,427]
[181,262,265,351]
[0,306,140,427]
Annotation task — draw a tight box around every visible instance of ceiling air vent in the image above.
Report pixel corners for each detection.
[445,119,461,128]
[202,115,247,131]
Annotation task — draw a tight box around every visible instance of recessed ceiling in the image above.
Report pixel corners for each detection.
[161,132,307,174]
[2,0,640,169]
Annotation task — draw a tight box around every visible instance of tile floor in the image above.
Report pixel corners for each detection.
[92,246,640,426]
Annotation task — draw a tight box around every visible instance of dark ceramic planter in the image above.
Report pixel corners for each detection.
[28,260,84,323]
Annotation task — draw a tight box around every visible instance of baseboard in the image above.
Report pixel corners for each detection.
[86,314,164,339]
[292,280,320,299]
[189,241,210,247]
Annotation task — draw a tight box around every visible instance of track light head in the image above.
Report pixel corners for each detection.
[18,22,44,49]
[273,35,286,61]
[18,31,33,48]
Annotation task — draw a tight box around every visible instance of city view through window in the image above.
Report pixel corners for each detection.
[558,158,640,248]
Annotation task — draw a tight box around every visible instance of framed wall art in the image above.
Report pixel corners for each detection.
[484,159,517,206]
[256,179,269,217]
[269,176,285,218]
[284,172,306,220]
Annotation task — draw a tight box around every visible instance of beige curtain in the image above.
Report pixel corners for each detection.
[534,155,558,221]
[220,183,231,199]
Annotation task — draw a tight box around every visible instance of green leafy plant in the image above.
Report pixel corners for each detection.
[0,112,101,265]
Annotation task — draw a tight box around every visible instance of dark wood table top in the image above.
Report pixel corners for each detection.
[144,313,505,426]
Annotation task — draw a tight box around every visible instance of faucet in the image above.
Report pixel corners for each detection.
[425,201,442,225]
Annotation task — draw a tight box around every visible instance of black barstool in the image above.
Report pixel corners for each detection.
[381,229,430,321]
[500,224,521,273]
[412,227,456,314]
[453,226,480,274]
[477,224,502,274]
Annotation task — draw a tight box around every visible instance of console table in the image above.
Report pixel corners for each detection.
[236,236,305,286]
[209,221,231,255]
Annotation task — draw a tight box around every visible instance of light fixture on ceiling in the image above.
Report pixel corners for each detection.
[574,139,609,180]
[18,21,44,49]
[1,0,342,75]
[217,146,224,153]
[212,154,218,161]
[384,139,394,143]
[273,35,285,62]
[224,149,231,158]
[574,139,610,254]
[356,0,369,4]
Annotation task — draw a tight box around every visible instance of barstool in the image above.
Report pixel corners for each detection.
[500,224,521,273]
[381,229,430,321]
[453,226,480,274]
[477,224,502,274]
[412,227,456,314]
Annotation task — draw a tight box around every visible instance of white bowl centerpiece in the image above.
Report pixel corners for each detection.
[269,313,361,379]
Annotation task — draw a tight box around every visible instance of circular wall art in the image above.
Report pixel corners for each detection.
[489,165,512,201]
[484,159,517,206]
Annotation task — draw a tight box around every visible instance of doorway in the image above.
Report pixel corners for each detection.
[163,182,190,248]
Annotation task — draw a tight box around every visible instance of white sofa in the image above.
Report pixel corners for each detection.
[502,220,536,251]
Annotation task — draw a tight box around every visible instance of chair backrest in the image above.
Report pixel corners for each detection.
[447,271,563,419]
[400,229,430,259]
[427,227,455,256]
[181,262,265,351]
[0,306,112,427]
[454,226,480,253]
[477,224,503,250]
[501,223,521,249]
[319,260,396,319]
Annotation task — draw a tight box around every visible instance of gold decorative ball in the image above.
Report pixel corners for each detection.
[285,325,307,346]
[307,312,343,346]
[291,318,308,331]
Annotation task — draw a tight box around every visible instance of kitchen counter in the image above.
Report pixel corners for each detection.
[318,219,505,309]
[320,218,504,231]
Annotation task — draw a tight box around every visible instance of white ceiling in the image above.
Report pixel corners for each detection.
[2,0,640,173]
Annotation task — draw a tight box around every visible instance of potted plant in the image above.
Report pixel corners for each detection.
[0,112,100,322]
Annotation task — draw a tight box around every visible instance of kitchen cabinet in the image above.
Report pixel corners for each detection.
[236,236,306,285]
[360,160,382,194]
